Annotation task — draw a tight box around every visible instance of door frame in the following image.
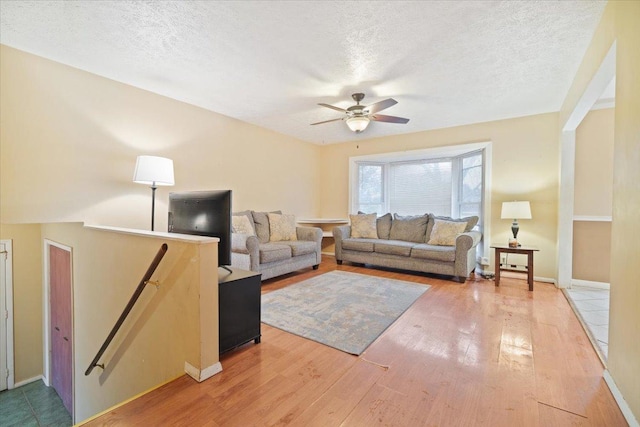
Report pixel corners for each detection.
[1,239,15,390]
[43,239,74,417]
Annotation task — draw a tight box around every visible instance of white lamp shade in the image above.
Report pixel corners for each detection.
[133,155,175,186]
[501,201,532,220]
[346,116,370,133]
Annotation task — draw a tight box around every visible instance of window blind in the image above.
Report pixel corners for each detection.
[389,161,452,216]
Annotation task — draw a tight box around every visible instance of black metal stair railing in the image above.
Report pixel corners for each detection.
[85,243,168,376]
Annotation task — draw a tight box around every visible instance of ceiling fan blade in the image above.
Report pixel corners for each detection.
[371,114,410,124]
[318,103,347,113]
[366,98,397,114]
[310,117,344,125]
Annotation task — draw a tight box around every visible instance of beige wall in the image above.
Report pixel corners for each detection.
[0,45,321,230]
[572,108,614,283]
[0,223,43,383]
[40,223,218,422]
[318,113,560,279]
[574,108,614,217]
[562,0,640,420]
[572,221,611,283]
[609,1,640,419]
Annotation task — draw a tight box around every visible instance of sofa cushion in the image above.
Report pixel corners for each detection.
[376,213,393,239]
[232,214,255,235]
[389,214,430,243]
[232,210,256,234]
[426,214,478,240]
[259,243,292,263]
[350,213,378,238]
[342,238,375,252]
[427,219,467,246]
[411,243,457,262]
[374,240,415,256]
[252,210,282,243]
[282,240,317,257]
[268,213,297,241]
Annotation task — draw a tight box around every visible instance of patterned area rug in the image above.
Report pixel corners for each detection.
[261,271,430,355]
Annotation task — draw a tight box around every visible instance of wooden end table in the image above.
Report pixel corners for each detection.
[491,244,539,291]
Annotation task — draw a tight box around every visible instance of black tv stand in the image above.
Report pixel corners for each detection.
[218,267,262,354]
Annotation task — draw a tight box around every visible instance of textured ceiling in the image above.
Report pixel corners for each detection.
[0,1,606,144]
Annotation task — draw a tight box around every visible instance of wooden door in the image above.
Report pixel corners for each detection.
[49,245,73,415]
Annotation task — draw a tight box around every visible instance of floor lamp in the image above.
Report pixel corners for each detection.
[133,155,175,231]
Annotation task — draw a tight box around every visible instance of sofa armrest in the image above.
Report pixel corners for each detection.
[455,230,482,252]
[332,225,351,261]
[454,231,482,278]
[296,226,322,243]
[297,226,323,265]
[232,233,260,271]
[231,233,259,255]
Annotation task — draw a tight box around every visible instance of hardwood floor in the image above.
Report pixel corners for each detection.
[82,257,627,426]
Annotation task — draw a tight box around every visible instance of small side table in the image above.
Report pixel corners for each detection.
[218,267,262,354]
[491,244,539,291]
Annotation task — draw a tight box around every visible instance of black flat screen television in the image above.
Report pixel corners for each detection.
[168,190,232,268]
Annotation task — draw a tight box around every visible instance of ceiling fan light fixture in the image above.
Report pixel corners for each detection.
[346,116,370,133]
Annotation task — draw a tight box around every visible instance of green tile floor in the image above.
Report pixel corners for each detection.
[0,380,72,427]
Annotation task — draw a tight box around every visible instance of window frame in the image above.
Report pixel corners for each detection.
[354,162,386,215]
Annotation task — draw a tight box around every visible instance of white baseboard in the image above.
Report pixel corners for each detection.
[13,375,44,389]
[475,268,556,286]
[184,361,223,383]
[475,267,558,286]
[603,370,639,427]
[534,276,556,285]
[571,279,610,290]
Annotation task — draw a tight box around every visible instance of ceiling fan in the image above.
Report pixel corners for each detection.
[311,93,410,133]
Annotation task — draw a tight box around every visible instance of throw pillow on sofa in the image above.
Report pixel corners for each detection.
[390,213,430,243]
[268,213,298,241]
[427,219,467,246]
[426,214,478,240]
[232,210,256,233]
[350,213,378,238]
[232,214,255,235]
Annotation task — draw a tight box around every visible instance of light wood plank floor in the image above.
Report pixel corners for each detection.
[83,256,627,426]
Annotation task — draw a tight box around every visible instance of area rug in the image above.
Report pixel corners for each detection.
[261,271,430,355]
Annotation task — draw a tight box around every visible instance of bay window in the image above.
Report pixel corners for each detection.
[352,150,485,232]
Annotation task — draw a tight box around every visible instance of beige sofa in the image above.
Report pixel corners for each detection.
[333,213,482,282]
[231,210,322,281]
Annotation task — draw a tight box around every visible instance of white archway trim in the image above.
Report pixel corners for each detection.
[563,42,617,132]
[557,42,616,288]
[557,131,576,288]
[0,240,15,390]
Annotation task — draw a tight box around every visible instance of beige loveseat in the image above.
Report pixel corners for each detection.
[333,213,482,282]
[231,210,322,281]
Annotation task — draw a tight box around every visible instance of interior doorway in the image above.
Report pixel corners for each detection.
[1,239,15,391]
[559,42,616,364]
[45,240,74,418]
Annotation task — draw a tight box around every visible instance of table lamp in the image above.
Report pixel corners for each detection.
[501,201,531,247]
